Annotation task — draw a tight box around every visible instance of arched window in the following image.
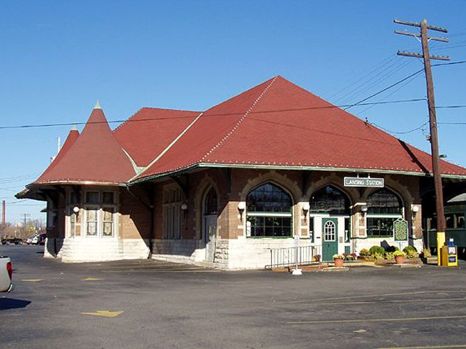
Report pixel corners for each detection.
[310,186,350,215]
[204,187,218,215]
[366,188,403,237]
[246,183,292,237]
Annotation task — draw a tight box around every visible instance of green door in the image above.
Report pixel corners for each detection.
[322,218,338,262]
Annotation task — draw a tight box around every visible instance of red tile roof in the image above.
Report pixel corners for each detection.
[36,128,79,183]
[35,106,136,185]
[136,76,466,180]
[113,108,200,167]
[29,76,466,188]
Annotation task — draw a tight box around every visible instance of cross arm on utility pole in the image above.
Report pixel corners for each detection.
[394,19,448,33]
[394,30,449,43]
[397,50,450,61]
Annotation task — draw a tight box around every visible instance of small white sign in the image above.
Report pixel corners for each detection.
[344,177,384,188]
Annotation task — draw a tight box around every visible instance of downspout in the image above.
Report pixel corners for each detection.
[125,184,155,259]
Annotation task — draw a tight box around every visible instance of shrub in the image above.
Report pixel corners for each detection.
[403,246,419,258]
[359,248,370,257]
[345,253,357,261]
[385,252,395,261]
[374,253,385,260]
[369,245,385,256]
[422,248,432,258]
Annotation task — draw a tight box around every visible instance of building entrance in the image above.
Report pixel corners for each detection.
[322,218,338,261]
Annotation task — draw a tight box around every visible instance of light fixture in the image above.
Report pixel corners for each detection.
[361,205,368,213]
[238,202,246,221]
[302,202,310,215]
[411,204,419,220]
[73,206,80,214]
[181,203,188,211]
[302,202,310,223]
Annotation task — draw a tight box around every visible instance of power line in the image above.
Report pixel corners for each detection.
[354,69,422,115]
[343,69,424,110]
[432,60,466,66]
[0,61,464,131]
[370,120,429,135]
[0,98,428,130]
[328,55,397,100]
[332,58,412,104]
[439,122,466,125]
[344,60,466,111]
[437,105,466,109]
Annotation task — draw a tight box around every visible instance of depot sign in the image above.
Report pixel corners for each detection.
[344,177,384,188]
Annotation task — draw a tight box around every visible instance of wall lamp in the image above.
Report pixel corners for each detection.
[361,205,368,214]
[238,202,246,221]
[411,204,419,218]
[302,202,310,222]
[181,203,188,211]
[302,202,310,215]
[73,206,80,214]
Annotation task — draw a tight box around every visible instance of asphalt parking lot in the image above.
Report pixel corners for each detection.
[1,245,466,349]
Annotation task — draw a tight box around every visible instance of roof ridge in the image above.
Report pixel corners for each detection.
[199,76,278,162]
[113,107,144,133]
[129,111,204,181]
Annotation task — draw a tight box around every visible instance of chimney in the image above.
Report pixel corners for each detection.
[1,200,5,225]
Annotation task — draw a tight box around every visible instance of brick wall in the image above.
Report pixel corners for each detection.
[119,187,151,240]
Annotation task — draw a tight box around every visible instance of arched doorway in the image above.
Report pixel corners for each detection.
[202,187,218,262]
[310,186,351,261]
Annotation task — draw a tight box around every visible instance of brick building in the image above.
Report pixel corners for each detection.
[18,76,466,269]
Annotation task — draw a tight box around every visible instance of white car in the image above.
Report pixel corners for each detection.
[31,235,39,244]
[0,256,13,292]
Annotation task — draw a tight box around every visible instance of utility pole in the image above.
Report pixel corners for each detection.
[23,213,31,228]
[394,19,449,265]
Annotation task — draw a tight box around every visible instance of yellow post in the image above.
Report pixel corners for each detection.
[437,232,445,266]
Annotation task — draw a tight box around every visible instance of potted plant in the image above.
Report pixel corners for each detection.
[333,254,345,267]
[313,254,321,263]
[393,250,405,264]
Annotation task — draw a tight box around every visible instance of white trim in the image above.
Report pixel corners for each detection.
[247,212,292,217]
[366,214,403,218]
[130,112,204,181]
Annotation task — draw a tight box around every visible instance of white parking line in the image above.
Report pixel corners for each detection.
[288,314,466,325]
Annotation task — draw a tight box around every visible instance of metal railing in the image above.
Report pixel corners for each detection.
[267,245,317,269]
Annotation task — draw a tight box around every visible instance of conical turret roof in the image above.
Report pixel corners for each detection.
[36,105,135,185]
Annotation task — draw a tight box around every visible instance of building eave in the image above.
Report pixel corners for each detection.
[129,162,466,185]
[28,180,127,188]
[199,162,466,179]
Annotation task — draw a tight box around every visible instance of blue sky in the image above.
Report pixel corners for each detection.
[1,0,465,223]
